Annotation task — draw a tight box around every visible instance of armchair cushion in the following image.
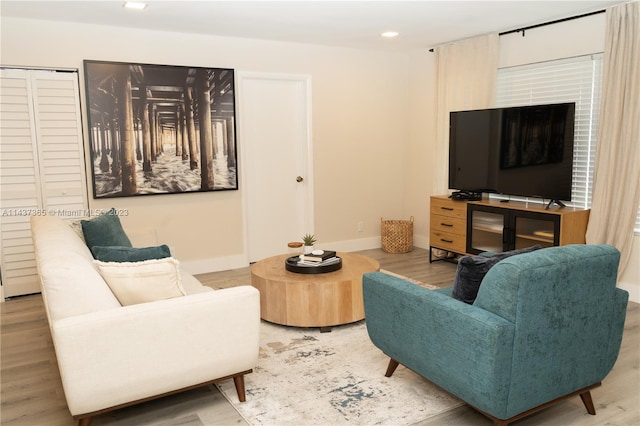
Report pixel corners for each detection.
[452,244,541,304]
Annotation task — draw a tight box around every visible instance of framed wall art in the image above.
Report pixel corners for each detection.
[83,60,238,198]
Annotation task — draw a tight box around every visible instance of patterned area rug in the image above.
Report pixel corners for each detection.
[378,269,439,290]
[217,319,462,425]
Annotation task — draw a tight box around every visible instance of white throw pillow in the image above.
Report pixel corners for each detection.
[94,257,186,306]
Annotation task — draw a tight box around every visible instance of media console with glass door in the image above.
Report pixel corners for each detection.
[429,195,590,262]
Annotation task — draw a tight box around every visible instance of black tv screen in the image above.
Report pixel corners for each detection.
[448,109,499,193]
[448,103,575,201]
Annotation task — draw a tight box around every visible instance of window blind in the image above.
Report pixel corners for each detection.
[495,54,603,210]
[496,54,640,233]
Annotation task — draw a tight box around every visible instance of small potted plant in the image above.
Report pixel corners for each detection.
[301,234,317,254]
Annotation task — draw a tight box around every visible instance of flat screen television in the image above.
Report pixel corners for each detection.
[449,103,575,204]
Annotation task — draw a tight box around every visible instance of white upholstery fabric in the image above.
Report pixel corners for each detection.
[30,215,259,417]
[181,271,214,294]
[95,257,186,306]
[31,216,120,321]
[53,286,260,416]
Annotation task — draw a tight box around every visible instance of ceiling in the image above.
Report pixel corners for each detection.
[0,0,625,52]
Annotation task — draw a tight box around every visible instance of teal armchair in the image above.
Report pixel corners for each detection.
[363,244,628,425]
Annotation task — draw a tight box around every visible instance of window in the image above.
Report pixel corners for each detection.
[495,54,603,209]
[496,55,640,233]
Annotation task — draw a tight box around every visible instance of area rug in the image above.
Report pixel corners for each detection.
[378,269,439,290]
[217,320,462,425]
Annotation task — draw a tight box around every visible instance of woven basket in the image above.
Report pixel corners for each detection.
[381,216,414,253]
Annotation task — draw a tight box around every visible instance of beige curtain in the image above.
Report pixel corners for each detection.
[433,34,499,194]
[586,1,640,276]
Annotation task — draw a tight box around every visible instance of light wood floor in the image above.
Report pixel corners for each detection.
[1,247,638,425]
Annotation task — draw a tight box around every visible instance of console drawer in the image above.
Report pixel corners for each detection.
[430,230,466,253]
[431,197,466,220]
[430,216,466,235]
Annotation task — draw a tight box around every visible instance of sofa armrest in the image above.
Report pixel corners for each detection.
[363,272,514,414]
[50,286,260,416]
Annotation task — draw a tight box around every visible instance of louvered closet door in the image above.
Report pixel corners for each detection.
[0,68,87,298]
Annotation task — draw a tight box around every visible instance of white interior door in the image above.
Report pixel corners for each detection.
[239,73,313,262]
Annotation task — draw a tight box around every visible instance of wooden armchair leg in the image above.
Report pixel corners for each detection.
[385,358,400,377]
[233,374,247,402]
[580,390,596,415]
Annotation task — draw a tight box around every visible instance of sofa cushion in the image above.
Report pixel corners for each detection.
[92,245,171,263]
[181,271,214,295]
[31,216,121,321]
[81,209,132,256]
[452,245,542,304]
[95,257,186,306]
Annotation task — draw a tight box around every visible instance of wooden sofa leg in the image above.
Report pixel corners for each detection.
[233,374,247,402]
[385,358,400,377]
[78,417,91,426]
[580,390,596,415]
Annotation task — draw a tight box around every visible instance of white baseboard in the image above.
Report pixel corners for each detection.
[320,236,381,252]
[323,234,430,252]
[181,254,249,275]
[619,281,640,304]
[181,234,431,276]
[413,234,429,250]
[298,235,429,252]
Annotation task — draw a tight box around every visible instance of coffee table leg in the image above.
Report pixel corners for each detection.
[320,326,332,333]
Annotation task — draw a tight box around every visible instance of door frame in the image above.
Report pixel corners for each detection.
[236,71,314,263]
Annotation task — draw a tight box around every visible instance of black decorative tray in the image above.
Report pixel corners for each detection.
[285,256,342,274]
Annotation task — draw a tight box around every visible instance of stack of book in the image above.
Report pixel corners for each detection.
[296,250,339,267]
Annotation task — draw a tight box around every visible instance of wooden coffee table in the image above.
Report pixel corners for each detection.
[251,252,379,330]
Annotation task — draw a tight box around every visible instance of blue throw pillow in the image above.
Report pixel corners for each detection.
[452,245,542,304]
[81,208,132,257]
[92,245,171,263]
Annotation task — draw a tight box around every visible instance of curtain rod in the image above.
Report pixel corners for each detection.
[428,8,605,52]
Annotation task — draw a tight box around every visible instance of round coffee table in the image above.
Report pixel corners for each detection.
[250,252,379,330]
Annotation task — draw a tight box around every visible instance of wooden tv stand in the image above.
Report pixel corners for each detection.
[429,195,590,261]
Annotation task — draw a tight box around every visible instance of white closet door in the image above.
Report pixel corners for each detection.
[0,68,87,298]
[31,71,87,212]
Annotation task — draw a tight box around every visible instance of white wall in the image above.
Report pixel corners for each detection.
[405,50,437,247]
[1,17,410,272]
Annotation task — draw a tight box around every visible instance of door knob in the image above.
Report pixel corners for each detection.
[296,176,304,182]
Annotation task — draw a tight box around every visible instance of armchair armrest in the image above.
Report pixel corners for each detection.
[50,286,260,416]
[363,272,514,414]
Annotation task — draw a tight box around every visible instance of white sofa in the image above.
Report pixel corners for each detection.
[30,215,260,425]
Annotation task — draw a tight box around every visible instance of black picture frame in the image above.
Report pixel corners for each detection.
[83,60,238,198]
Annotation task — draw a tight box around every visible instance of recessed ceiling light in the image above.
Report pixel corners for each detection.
[123,2,148,10]
[381,31,399,38]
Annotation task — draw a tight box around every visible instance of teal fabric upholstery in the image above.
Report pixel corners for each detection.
[81,208,132,256]
[92,245,171,263]
[363,244,628,421]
